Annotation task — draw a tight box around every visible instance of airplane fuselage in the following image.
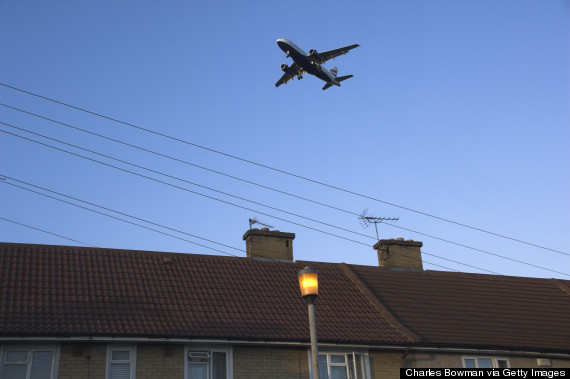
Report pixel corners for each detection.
[277,39,340,86]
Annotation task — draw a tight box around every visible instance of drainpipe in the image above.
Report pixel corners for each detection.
[401,347,409,368]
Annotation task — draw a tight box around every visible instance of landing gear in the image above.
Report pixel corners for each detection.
[298,75,303,80]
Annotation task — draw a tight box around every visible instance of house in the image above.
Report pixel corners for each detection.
[1,228,569,379]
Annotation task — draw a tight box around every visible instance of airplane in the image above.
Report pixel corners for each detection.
[275,39,359,90]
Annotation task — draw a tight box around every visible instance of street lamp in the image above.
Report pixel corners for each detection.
[298,267,320,379]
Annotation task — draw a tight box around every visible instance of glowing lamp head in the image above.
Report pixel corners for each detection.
[298,267,318,298]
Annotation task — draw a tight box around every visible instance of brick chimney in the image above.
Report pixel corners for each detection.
[243,228,295,261]
[373,238,423,271]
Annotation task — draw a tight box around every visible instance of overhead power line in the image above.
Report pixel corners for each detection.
[1,181,243,257]
[0,103,354,217]
[0,127,372,246]
[1,176,496,274]
[3,120,568,272]
[0,122,377,243]
[0,216,96,247]
[0,82,565,255]
[1,127,568,278]
[2,108,569,264]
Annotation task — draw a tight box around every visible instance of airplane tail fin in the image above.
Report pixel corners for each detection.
[322,74,354,90]
[330,66,338,78]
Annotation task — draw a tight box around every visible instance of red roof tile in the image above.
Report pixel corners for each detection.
[0,243,409,345]
[347,264,570,352]
[1,243,568,353]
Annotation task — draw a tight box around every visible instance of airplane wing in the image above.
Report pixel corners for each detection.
[317,44,360,63]
[275,63,305,87]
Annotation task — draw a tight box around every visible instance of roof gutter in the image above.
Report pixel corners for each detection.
[0,336,395,350]
[1,336,569,359]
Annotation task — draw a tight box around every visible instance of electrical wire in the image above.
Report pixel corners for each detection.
[1,181,243,257]
[2,122,567,275]
[0,102,354,217]
[0,121,376,242]
[0,82,565,255]
[6,105,559,267]
[1,176,244,254]
[0,126,373,246]
[9,104,566,268]
[0,216,96,247]
[1,126,568,278]
[0,176,494,274]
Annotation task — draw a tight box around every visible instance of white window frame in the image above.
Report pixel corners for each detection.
[0,344,60,379]
[462,356,510,368]
[309,350,371,379]
[106,344,137,379]
[184,345,233,379]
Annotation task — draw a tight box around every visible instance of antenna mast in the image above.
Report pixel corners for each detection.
[249,217,273,230]
[358,209,399,242]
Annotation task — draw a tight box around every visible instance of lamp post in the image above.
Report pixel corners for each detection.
[298,267,319,379]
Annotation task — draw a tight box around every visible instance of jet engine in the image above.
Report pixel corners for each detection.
[281,63,292,74]
[308,49,324,65]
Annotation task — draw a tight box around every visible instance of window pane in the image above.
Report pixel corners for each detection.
[5,352,28,361]
[477,358,493,368]
[331,355,346,364]
[497,360,508,368]
[2,364,27,379]
[464,359,476,368]
[30,351,53,379]
[112,350,131,361]
[212,352,227,379]
[318,355,329,379]
[331,366,348,379]
[189,363,208,379]
[110,362,131,379]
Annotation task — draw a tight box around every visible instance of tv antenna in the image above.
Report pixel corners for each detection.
[249,217,273,230]
[359,209,399,242]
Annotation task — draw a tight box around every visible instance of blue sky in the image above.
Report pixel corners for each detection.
[1,0,568,279]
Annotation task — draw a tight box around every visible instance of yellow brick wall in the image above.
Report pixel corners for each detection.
[136,344,184,379]
[233,345,309,379]
[246,234,293,261]
[378,244,423,271]
[369,352,402,379]
[58,343,106,379]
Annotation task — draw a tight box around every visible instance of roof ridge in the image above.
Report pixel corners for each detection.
[339,263,421,343]
[0,242,245,260]
[551,279,570,295]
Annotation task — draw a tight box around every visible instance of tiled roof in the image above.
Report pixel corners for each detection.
[347,264,570,352]
[0,243,409,345]
[1,243,568,353]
